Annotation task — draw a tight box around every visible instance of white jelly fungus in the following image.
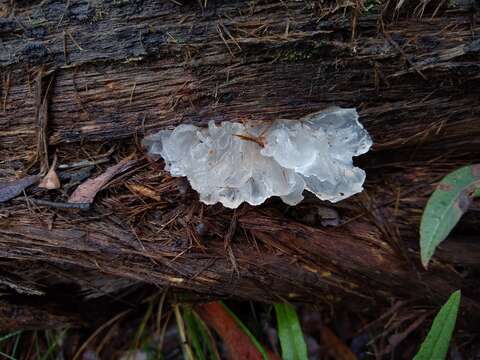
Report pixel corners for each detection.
[143,107,372,208]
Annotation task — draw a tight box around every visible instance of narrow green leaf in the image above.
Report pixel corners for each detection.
[41,329,67,360]
[220,302,270,360]
[0,331,22,343]
[183,308,221,360]
[414,290,461,360]
[192,311,221,360]
[183,307,206,360]
[420,164,480,268]
[274,303,308,360]
[0,350,17,360]
[133,301,154,349]
[11,332,22,357]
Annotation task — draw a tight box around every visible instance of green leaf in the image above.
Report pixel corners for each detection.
[192,311,221,360]
[184,307,220,360]
[413,290,461,360]
[183,307,206,360]
[420,164,480,268]
[220,302,270,360]
[274,303,308,360]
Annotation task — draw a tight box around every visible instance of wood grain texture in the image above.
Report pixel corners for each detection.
[0,0,479,329]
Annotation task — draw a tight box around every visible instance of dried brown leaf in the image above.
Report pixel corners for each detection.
[320,326,357,360]
[196,302,281,360]
[382,313,428,355]
[68,157,138,204]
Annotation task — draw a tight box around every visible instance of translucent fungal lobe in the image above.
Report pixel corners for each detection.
[143,107,372,208]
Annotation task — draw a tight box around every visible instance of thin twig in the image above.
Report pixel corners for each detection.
[384,33,427,80]
[67,31,85,51]
[129,81,136,104]
[19,198,91,210]
[3,72,11,112]
[58,158,110,170]
[72,310,130,360]
[56,0,70,29]
[217,24,234,57]
[63,30,68,65]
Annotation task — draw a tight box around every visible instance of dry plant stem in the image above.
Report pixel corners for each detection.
[173,304,195,360]
[72,310,130,360]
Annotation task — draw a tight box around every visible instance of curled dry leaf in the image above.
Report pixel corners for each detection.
[0,175,41,203]
[126,183,162,201]
[68,157,138,205]
[38,154,60,190]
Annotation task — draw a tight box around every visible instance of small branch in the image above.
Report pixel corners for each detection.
[25,198,91,210]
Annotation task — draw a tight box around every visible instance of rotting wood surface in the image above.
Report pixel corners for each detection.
[0,0,480,330]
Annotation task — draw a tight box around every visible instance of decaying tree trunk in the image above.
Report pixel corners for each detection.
[1,0,479,330]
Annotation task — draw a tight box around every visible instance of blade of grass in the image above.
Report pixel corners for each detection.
[155,291,167,337]
[192,311,221,360]
[73,310,130,360]
[0,350,17,360]
[274,303,308,360]
[157,310,172,354]
[41,329,67,360]
[219,301,270,360]
[413,290,461,360]
[11,331,22,358]
[183,307,206,360]
[183,307,221,360]
[0,332,22,343]
[133,300,154,350]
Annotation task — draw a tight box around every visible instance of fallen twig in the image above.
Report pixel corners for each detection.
[0,175,41,203]
[26,198,91,210]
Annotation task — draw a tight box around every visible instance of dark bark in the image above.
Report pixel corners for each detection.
[0,301,80,331]
[0,0,479,330]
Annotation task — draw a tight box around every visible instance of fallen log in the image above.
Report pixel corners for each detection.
[0,0,479,330]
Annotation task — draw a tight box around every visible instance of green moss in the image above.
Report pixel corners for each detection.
[447,0,457,8]
[277,41,350,62]
[278,43,324,62]
[281,49,316,62]
[364,0,382,13]
[91,5,108,22]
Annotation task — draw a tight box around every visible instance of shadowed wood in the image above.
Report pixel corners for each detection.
[0,0,479,330]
